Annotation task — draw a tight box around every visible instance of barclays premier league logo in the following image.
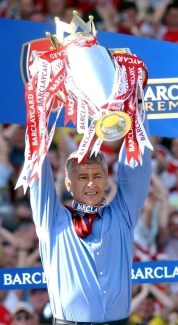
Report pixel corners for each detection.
[145,78,178,120]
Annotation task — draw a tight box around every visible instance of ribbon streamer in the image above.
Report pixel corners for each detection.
[16,34,153,191]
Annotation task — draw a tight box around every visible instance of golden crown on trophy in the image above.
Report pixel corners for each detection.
[46,11,97,50]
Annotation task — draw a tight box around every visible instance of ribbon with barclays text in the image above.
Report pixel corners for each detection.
[1,261,178,290]
[14,12,154,192]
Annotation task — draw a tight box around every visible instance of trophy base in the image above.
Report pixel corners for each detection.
[95,111,131,141]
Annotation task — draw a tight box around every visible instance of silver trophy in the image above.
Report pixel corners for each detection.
[46,12,132,142]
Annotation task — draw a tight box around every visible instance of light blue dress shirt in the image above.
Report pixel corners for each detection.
[29,121,152,322]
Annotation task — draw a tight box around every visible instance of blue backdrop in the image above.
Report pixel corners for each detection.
[0,18,178,137]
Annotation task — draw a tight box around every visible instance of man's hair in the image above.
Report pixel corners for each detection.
[166,1,178,11]
[49,141,59,157]
[65,150,108,178]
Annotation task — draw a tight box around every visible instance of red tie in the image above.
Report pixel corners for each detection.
[65,206,97,238]
[73,213,97,238]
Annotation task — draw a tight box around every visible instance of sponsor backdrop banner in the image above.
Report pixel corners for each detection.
[1,261,178,290]
[1,18,178,137]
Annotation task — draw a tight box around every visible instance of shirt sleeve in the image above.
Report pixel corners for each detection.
[110,116,152,229]
[29,156,67,231]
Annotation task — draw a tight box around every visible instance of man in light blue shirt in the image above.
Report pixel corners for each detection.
[29,119,151,325]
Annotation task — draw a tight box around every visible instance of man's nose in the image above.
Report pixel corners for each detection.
[87,180,95,188]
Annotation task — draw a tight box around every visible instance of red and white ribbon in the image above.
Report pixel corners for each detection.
[16,37,152,192]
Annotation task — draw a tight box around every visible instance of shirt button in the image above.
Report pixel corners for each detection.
[97,252,100,255]
[100,272,103,275]
[103,291,107,294]
[95,239,97,242]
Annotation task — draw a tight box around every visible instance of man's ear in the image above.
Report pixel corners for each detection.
[65,177,71,192]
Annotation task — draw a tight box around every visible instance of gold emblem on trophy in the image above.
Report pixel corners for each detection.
[95,111,131,141]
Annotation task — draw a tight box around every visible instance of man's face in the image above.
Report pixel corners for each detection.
[65,163,107,206]
[165,8,178,28]
[3,245,17,268]
[136,297,154,322]
[30,289,49,314]
[12,311,33,325]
